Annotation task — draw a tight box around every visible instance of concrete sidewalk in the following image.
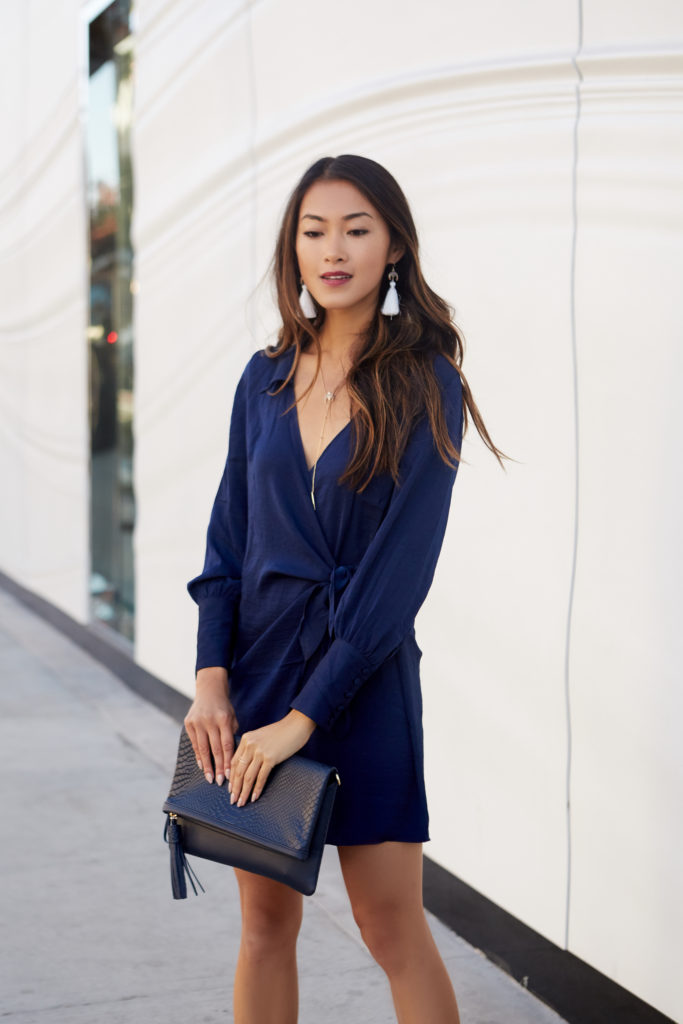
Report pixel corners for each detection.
[0,588,568,1024]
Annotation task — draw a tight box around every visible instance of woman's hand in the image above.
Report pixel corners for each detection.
[184,667,239,787]
[229,711,317,807]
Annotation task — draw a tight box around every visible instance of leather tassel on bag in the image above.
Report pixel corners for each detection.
[164,813,204,899]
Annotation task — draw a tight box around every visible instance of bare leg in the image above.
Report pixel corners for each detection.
[338,842,460,1024]
[233,868,303,1024]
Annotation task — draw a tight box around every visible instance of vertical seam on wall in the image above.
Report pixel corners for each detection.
[565,0,584,952]
[245,0,259,342]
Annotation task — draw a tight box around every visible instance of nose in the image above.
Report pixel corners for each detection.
[324,231,348,264]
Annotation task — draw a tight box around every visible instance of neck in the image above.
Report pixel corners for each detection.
[317,300,376,362]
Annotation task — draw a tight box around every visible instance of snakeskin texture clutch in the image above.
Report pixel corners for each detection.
[162,726,340,898]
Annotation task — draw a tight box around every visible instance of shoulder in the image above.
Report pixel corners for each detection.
[399,352,463,465]
[431,352,462,397]
[428,353,464,430]
[238,346,294,395]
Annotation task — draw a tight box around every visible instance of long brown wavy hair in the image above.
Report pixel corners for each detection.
[268,154,505,491]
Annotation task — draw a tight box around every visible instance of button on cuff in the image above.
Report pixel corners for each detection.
[290,637,373,732]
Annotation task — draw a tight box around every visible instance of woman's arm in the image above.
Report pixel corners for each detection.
[186,371,249,672]
[184,667,238,786]
[184,365,250,786]
[291,364,463,730]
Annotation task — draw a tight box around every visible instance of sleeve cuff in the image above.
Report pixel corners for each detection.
[290,637,374,731]
[194,593,239,673]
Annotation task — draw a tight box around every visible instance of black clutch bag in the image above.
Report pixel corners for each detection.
[162,726,340,898]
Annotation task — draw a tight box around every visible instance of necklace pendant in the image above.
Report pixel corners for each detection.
[324,391,335,403]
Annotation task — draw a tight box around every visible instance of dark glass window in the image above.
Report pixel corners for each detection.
[86,0,135,641]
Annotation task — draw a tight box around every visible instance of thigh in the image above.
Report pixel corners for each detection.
[337,842,424,919]
[233,868,304,933]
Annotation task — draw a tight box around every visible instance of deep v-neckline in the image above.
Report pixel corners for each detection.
[293,398,352,473]
[285,348,351,471]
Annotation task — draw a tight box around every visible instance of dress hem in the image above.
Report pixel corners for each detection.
[325,831,430,847]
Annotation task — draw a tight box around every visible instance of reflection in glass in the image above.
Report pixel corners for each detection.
[86,1,135,641]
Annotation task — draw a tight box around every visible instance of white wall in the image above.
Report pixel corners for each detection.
[0,0,90,620]
[568,10,683,1009]
[2,1,682,1019]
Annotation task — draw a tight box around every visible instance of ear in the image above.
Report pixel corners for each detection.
[387,241,406,265]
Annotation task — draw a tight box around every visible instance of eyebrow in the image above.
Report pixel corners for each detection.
[300,211,374,223]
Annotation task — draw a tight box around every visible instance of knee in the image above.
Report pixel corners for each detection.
[352,901,421,975]
[241,899,302,963]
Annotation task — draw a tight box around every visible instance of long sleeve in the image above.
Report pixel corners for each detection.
[187,371,249,673]
[291,366,463,731]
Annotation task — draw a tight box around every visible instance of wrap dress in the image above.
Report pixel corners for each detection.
[187,344,463,846]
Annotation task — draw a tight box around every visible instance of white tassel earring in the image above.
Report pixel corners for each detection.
[380,265,400,318]
[299,279,317,319]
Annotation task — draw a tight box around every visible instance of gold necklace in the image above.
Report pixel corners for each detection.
[310,363,346,510]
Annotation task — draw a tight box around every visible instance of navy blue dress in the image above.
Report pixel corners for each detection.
[188,345,463,846]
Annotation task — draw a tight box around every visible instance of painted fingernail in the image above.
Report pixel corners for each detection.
[251,793,257,802]
[230,792,236,805]
[238,797,245,807]
[216,774,224,786]
[205,772,213,784]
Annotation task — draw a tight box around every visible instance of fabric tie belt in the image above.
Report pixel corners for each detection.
[297,564,355,661]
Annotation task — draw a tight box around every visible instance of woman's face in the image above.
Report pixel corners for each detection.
[295,179,404,318]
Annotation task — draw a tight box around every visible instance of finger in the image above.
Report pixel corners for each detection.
[228,740,246,798]
[230,740,257,804]
[220,723,236,783]
[250,760,273,803]
[196,730,214,784]
[184,720,203,771]
[227,717,239,780]
[235,758,263,807]
[207,725,225,785]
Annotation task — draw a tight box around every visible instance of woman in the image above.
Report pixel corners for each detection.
[184,154,503,1024]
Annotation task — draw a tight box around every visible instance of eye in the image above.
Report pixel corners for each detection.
[302,230,322,238]
[349,229,369,236]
